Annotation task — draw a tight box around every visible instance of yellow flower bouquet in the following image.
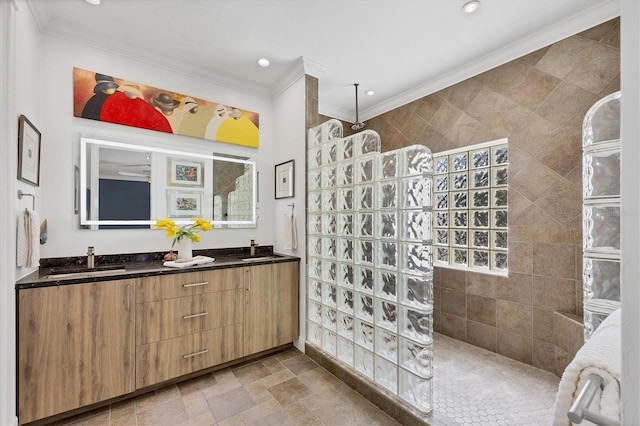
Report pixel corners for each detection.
[154,217,213,248]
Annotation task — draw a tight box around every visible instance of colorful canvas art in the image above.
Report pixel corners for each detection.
[73,67,260,148]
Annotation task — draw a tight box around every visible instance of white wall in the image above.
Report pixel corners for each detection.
[621,0,640,422]
[34,34,278,262]
[1,1,42,424]
[272,75,307,349]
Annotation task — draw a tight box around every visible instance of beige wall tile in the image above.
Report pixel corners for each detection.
[578,18,618,42]
[466,272,496,298]
[534,81,596,127]
[466,320,497,352]
[441,288,466,317]
[400,112,428,142]
[553,312,569,352]
[534,179,582,225]
[536,133,581,177]
[533,243,576,279]
[440,268,466,291]
[497,300,532,336]
[488,60,561,111]
[433,286,441,311]
[467,294,496,326]
[466,88,531,135]
[510,161,560,203]
[554,346,570,377]
[497,329,532,365]
[430,101,463,137]
[533,339,555,373]
[441,313,466,341]
[533,276,577,312]
[567,317,585,358]
[496,272,532,305]
[508,112,560,157]
[533,307,555,343]
[507,242,533,274]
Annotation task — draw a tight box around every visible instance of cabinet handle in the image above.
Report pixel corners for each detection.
[126,284,131,311]
[247,269,251,292]
[183,312,208,319]
[183,281,208,288]
[183,349,208,359]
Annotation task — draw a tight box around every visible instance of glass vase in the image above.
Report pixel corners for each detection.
[177,238,193,260]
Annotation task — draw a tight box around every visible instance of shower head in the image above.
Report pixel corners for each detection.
[351,83,365,131]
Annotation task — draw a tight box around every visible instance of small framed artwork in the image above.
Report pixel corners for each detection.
[275,159,294,199]
[17,114,42,186]
[167,190,203,217]
[168,157,204,187]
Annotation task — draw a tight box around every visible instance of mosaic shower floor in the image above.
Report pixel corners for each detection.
[432,333,559,426]
[50,333,559,425]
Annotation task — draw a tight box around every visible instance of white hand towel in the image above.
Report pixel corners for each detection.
[17,209,41,268]
[283,214,297,250]
[552,308,621,426]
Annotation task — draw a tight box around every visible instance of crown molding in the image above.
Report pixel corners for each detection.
[352,0,621,122]
[271,56,327,99]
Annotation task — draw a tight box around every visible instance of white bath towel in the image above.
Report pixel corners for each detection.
[283,214,297,250]
[552,308,621,426]
[16,209,41,268]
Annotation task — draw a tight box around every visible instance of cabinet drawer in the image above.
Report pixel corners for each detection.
[136,268,243,303]
[136,324,243,388]
[136,288,243,345]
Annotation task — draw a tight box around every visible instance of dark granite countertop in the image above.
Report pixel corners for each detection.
[16,245,300,289]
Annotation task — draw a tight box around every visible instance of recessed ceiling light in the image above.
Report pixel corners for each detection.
[85,0,101,5]
[257,58,270,67]
[365,90,375,96]
[462,0,480,13]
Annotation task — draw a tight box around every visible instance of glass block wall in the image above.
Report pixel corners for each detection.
[307,119,434,414]
[432,139,508,274]
[582,91,621,340]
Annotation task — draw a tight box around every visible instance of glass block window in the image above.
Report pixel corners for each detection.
[433,139,508,275]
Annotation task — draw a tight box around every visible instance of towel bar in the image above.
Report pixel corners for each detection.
[568,373,620,426]
[17,189,35,210]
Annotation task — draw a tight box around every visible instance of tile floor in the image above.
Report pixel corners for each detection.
[51,333,560,426]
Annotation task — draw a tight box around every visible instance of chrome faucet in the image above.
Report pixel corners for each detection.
[250,239,258,256]
[87,246,95,269]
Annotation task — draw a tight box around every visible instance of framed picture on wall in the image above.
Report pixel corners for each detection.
[17,114,42,186]
[275,159,294,199]
[167,190,203,217]
[168,158,204,187]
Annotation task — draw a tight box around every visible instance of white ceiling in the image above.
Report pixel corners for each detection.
[27,0,619,123]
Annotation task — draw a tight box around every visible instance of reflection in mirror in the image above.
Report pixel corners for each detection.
[80,137,257,228]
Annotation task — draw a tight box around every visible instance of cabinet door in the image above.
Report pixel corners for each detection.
[18,280,135,424]
[244,261,299,356]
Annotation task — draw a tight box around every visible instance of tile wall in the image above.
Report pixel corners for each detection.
[322,18,620,374]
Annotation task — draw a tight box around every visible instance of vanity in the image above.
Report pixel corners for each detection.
[15,247,300,425]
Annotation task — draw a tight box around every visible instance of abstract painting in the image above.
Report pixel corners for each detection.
[73,67,260,148]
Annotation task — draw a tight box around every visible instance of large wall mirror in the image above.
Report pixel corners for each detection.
[79,137,257,228]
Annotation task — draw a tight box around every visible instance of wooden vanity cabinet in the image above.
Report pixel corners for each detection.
[135,268,244,388]
[244,261,299,356]
[17,258,299,424]
[17,279,136,425]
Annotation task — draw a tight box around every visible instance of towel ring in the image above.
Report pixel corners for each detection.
[18,190,35,210]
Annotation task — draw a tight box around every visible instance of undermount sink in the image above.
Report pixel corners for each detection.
[43,268,127,280]
[241,256,279,262]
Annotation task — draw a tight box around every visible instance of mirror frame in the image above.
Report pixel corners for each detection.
[79,137,257,227]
